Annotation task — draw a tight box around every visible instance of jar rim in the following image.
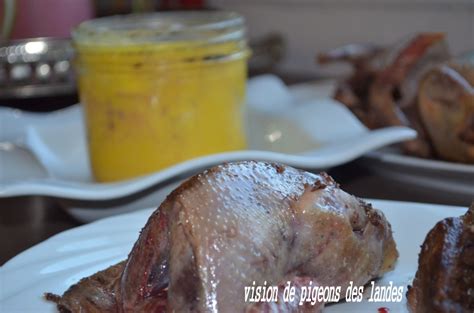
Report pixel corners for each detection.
[72,11,245,46]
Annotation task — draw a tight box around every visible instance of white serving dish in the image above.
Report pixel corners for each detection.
[0,76,415,221]
[0,199,467,313]
[363,147,474,204]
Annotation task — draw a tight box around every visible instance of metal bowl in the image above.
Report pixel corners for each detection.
[0,37,76,99]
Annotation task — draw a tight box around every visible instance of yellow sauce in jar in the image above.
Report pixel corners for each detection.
[73,12,249,182]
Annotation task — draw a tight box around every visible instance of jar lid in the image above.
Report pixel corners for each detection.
[72,11,245,46]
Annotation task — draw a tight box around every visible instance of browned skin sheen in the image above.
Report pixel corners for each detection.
[407,204,474,313]
[46,161,398,312]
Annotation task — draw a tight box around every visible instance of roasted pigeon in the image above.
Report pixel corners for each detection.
[418,62,474,163]
[318,33,450,158]
[46,161,398,312]
[407,203,474,313]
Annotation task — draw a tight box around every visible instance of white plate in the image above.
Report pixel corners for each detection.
[0,76,415,202]
[0,199,467,313]
[363,148,474,204]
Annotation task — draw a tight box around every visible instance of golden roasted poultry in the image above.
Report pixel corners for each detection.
[46,161,398,312]
[418,62,474,163]
[318,33,474,163]
[318,33,449,158]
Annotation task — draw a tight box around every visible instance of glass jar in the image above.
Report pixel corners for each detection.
[72,11,249,182]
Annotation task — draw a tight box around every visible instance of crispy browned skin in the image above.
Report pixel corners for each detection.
[46,161,398,312]
[45,262,125,313]
[418,62,474,163]
[407,204,474,313]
